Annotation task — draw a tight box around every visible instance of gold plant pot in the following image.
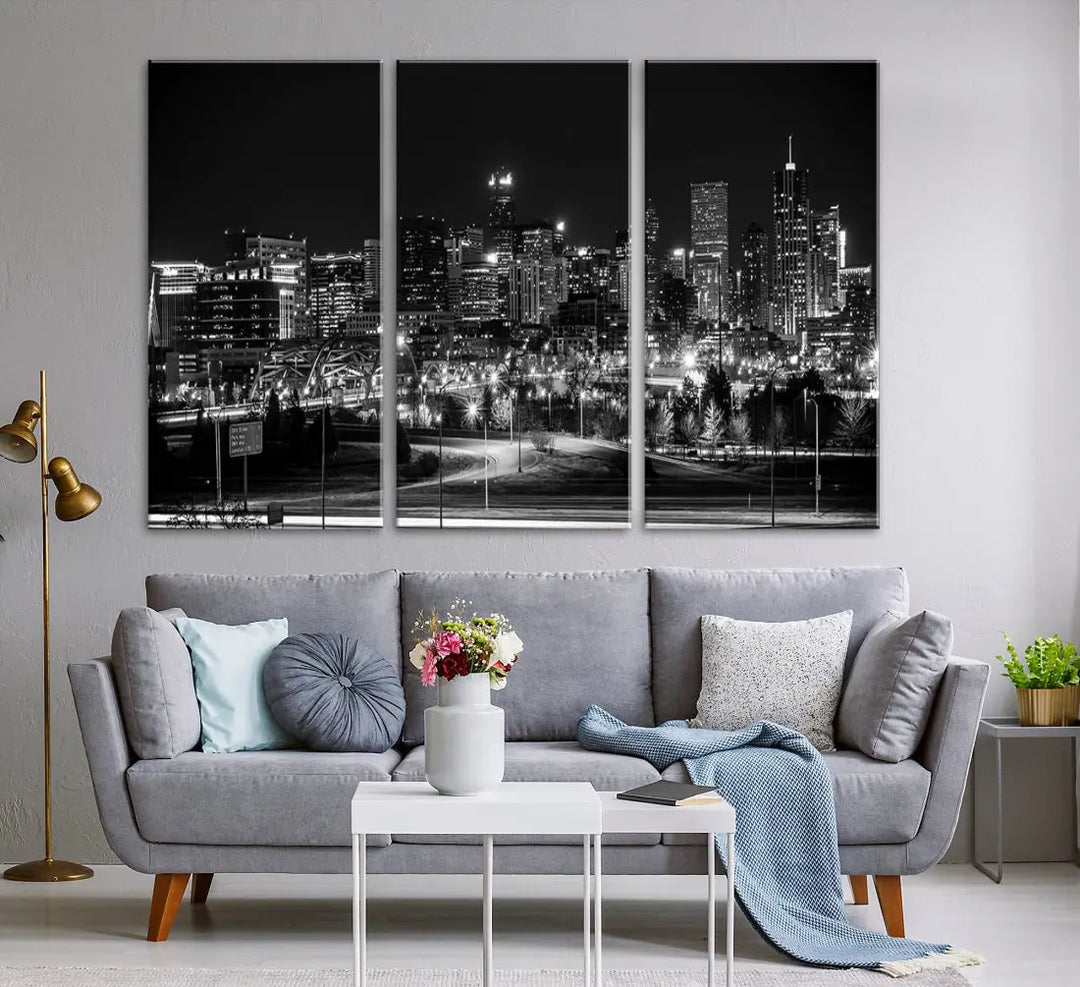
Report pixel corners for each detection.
[1016,687,1070,727]
[1064,684,1080,725]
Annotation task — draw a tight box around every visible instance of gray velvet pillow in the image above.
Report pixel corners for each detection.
[111,606,201,759]
[263,633,405,753]
[836,609,953,762]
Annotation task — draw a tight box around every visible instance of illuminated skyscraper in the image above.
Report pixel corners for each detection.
[739,223,769,329]
[517,222,557,323]
[509,254,541,324]
[460,257,499,324]
[223,231,308,332]
[812,205,841,314]
[445,225,483,319]
[362,238,382,303]
[613,229,630,311]
[485,169,516,318]
[645,199,659,319]
[399,215,448,311]
[309,252,365,337]
[662,247,688,282]
[150,261,205,348]
[772,139,811,335]
[689,180,729,322]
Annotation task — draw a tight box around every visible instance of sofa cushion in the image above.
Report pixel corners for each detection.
[146,572,401,676]
[696,611,852,750]
[659,749,931,846]
[391,741,661,845]
[264,633,406,753]
[126,749,403,847]
[836,610,953,763]
[650,567,909,723]
[111,606,200,759]
[400,571,653,743]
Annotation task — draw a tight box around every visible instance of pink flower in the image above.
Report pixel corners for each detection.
[420,648,438,687]
[433,630,463,657]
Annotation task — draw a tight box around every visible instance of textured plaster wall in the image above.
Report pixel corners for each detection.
[0,0,1077,866]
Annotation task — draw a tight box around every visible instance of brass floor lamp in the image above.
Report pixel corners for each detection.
[1,371,101,882]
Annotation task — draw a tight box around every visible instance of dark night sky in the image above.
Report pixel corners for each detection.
[397,62,629,249]
[647,62,877,267]
[148,62,380,263]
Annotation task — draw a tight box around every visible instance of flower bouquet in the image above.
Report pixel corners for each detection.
[409,601,524,690]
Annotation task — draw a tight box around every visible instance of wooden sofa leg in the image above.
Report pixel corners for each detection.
[191,873,214,904]
[849,874,869,905]
[148,873,190,942]
[873,875,905,937]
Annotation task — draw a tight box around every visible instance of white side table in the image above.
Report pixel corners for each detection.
[595,791,736,987]
[350,781,602,987]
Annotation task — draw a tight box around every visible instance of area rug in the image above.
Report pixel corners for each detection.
[0,967,972,986]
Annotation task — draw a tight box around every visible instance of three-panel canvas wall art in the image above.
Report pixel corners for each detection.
[148,60,878,531]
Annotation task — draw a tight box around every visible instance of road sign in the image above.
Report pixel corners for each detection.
[229,421,263,458]
[266,502,285,527]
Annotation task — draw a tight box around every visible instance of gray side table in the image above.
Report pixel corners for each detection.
[970,716,1080,882]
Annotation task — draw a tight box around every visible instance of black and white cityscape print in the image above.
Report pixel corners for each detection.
[147,62,382,529]
[395,61,630,528]
[644,62,878,528]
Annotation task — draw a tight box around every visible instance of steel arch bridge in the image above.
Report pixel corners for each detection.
[253,335,394,406]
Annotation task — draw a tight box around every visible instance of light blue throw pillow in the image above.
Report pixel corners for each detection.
[174,615,292,754]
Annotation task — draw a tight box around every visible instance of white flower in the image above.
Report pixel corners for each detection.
[408,641,428,670]
[491,630,523,668]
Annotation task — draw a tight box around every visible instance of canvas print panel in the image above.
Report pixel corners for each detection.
[644,62,878,528]
[148,62,382,529]
[395,61,630,528]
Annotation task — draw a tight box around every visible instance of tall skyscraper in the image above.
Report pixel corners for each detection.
[662,247,689,282]
[399,215,448,311]
[509,254,541,325]
[194,260,300,345]
[445,225,483,320]
[772,139,811,335]
[517,222,557,323]
[309,252,365,337]
[689,180,730,323]
[459,258,499,324]
[739,223,769,329]
[812,205,841,314]
[613,229,630,311]
[223,231,308,333]
[485,169,516,318]
[645,199,659,320]
[362,238,382,303]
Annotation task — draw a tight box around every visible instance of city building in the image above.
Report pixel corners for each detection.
[772,139,811,335]
[689,180,730,322]
[399,215,448,311]
[812,205,841,314]
[662,247,689,282]
[362,238,382,303]
[738,223,769,330]
[150,261,205,349]
[309,252,365,338]
[645,199,659,319]
[612,229,630,312]
[445,225,484,320]
[194,260,300,349]
[516,222,557,323]
[459,258,499,324]
[509,254,541,325]
[223,231,308,332]
[485,169,516,318]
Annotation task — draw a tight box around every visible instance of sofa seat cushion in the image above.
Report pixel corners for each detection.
[127,749,403,847]
[659,750,931,846]
[391,742,661,845]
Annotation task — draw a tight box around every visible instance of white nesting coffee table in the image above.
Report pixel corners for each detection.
[350,781,602,987]
[594,791,736,987]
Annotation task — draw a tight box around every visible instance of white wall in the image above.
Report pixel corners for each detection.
[0,0,1076,866]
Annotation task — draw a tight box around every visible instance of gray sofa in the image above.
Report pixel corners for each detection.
[68,566,989,943]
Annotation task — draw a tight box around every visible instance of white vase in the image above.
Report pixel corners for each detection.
[424,672,505,796]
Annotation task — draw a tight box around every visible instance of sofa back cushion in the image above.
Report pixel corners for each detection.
[145,572,401,675]
[649,566,909,724]
[400,570,653,743]
[111,606,201,759]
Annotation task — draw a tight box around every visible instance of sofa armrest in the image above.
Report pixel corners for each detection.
[68,660,152,871]
[905,655,990,872]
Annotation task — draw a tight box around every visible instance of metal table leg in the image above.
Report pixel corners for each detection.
[726,832,735,987]
[973,735,1004,882]
[353,833,366,987]
[707,831,715,987]
[483,834,493,987]
[583,834,591,987]
[1073,738,1080,867]
[593,834,603,987]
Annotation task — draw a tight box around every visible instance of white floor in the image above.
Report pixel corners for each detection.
[0,864,1077,984]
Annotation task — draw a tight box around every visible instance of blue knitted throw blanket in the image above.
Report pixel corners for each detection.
[576,706,982,978]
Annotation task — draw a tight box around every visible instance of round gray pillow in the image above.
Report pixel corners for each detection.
[263,633,405,753]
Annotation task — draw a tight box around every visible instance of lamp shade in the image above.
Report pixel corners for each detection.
[47,457,102,521]
[0,400,41,464]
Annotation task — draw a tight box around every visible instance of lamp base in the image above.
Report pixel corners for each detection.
[3,858,94,882]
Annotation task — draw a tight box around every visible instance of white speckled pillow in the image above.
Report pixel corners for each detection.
[694,610,854,750]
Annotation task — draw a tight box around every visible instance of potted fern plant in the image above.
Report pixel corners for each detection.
[995,633,1079,726]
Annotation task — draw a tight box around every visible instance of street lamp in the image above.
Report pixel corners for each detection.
[804,391,820,516]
